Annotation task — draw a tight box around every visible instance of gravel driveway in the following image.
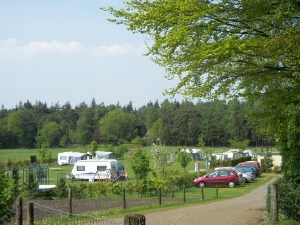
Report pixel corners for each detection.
[110,178,275,225]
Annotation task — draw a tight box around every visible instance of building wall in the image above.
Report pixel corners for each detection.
[257,153,282,168]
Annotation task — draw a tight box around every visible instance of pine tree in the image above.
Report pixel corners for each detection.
[11,165,20,198]
[22,168,39,199]
[55,176,68,199]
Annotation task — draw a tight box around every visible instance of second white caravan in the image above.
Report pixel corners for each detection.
[71,159,120,181]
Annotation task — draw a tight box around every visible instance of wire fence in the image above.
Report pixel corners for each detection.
[4,186,223,225]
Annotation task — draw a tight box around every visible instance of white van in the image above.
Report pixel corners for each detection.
[57,152,92,165]
[71,159,119,181]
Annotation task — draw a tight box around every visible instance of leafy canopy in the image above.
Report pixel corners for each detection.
[102,0,300,107]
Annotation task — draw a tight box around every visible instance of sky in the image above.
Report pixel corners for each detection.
[0,0,186,110]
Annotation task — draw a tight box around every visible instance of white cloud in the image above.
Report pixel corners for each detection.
[90,43,146,56]
[0,39,146,60]
[24,40,85,54]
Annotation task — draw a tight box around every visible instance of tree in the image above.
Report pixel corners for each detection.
[90,140,98,157]
[150,119,166,145]
[102,1,300,181]
[151,144,177,175]
[38,142,51,165]
[131,148,151,180]
[99,108,137,144]
[22,168,39,199]
[76,117,91,146]
[55,175,68,199]
[38,122,61,147]
[177,150,192,171]
[7,110,36,148]
[228,138,250,152]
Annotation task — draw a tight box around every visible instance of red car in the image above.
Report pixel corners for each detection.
[193,169,240,188]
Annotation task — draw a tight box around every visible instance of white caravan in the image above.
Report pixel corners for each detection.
[94,151,117,160]
[57,152,92,165]
[71,159,119,181]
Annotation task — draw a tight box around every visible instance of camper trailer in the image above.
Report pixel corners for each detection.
[71,159,121,181]
[95,151,117,160]
[57,152,92,166]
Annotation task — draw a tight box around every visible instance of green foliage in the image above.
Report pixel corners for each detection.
[131,148,151,180]
[264,152,274,171]
[109,182,122,196]
[228,139,250,151]
[38,142,51,165]
[69,182,87,199]
[266,177,300,223]
[7,110,36,148]
[131,136,147,147]
[124,181,135,196]
[151,144,177,175]
[11,165,20,198]
[55,175,68,199]
[22,168,39,199]
[177,150,192,171]
[38,121,61,148]
[76,116,91,146]
[99,108,137,144]
[150,119,167,144]
[102,0,300,183]
[113,145,129,159]
[0,166,15,223]
[90,140,98,157]
[260,159,265,173]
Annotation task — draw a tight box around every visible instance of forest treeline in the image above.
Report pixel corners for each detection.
[0,98,272,149]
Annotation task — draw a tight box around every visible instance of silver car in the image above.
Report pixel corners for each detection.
[215,167,253,183]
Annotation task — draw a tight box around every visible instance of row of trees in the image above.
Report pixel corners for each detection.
[0,98,272,149]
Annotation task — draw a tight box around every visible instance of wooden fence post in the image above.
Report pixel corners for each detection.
[201,187,204,200]
[124,214,146,225]
[216,185,218,197]
[122,188,126,209]
[271,183,278,224]
[158,188,161,205]
[68,188,72,216]
[16,196,22,225]
[27,202,34,225]
[183,187,186,202]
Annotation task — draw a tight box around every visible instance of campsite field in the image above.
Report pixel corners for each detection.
[0,146,266,184]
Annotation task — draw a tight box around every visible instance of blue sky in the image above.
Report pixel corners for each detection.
[0,0,185,110]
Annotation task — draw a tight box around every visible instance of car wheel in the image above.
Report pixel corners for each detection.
[242,177,246,183]
[198,182,205,188]
[228,181,235,188]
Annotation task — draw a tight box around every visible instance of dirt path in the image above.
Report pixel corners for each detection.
[110,178,274,225]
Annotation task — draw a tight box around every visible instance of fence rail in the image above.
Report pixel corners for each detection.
[5,186,222,225]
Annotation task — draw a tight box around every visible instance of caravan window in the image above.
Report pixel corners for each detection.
[77,166,85,171]
[60,156,67,160]
[97,166,107,171]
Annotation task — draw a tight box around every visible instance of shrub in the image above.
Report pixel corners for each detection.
[266,177,300,222]
[22,168,39,199]
[69,182,87,199]
[55,176,68,199]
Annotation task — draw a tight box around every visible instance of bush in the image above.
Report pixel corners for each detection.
[266,177,300,222]
[69,182,88,199]
[55,176,68,199]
